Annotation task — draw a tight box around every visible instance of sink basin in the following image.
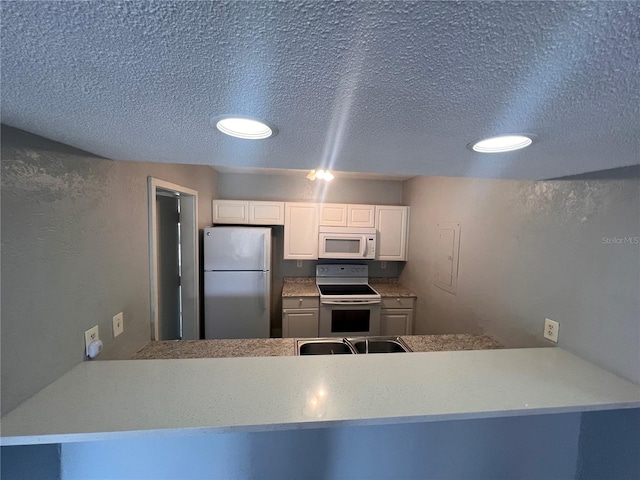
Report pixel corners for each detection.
[295,337,411,355]
[348,337,412,354]
[296,339,355,355]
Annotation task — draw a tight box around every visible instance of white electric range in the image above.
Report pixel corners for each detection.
[316,265,381,337]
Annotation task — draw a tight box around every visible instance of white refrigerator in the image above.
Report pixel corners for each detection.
[204,226,272,339]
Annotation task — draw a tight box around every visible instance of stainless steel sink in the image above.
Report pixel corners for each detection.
[296,339,356,355]
[347,336,412,354]
[296,337,411,355]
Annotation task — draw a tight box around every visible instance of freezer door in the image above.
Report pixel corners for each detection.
[204,227,271,271]
[204,271,270,339]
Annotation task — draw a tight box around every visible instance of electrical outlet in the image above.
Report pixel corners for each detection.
[544,318,559,343]
[297,260,303,268]
[84,325,99,355]
[113,312,124,337]
[381,261,387,269]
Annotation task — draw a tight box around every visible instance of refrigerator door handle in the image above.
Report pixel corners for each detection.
[263,274,270,311]
[262,232,271,272]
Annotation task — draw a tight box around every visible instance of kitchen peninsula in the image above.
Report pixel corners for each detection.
[2,347,638,447]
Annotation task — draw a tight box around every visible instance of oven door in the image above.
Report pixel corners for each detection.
[319,301,381,337]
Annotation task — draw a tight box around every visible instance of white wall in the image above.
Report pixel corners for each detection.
[1,126,219,415]
[401,175,640,383]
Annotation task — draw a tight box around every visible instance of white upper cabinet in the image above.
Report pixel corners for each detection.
[347,204,376,227]
[249,201,285,225]
[212,200,249,224]
[319,203,375,227]
[375,206,410,261]
[319,204,348,226]
[212,200,284,225]
[284,203,319,259]
[214,199,409,261]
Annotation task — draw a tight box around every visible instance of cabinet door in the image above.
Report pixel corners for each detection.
[250,201,285,225]
[284,203,319,259]
[319,204,348,226]
[380,309,413,336]
[212,200,249,224]
[375,206,409,261]
[282,309,319,338]
[348,204,375,227]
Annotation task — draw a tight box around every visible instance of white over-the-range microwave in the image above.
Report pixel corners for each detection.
[318,226,377,259]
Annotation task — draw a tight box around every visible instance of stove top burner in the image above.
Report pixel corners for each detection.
[317,284,379,296]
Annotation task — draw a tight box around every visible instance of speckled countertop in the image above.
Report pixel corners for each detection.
[401,334,502,352]
[282,277,416,297]
[282,277,318,297]
[132,334,502,359]
[132,338,296,359]
[4,347,639,446]
[370,283,416,297]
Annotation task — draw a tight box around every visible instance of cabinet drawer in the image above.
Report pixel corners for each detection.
[381,297,415,309]
[282,297,319,309]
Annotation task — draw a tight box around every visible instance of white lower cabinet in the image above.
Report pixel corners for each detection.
[282,297,319,338]
[380,297,415,336]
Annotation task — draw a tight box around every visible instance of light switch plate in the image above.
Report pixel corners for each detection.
[113,312,124,337]
[84,325,99,355]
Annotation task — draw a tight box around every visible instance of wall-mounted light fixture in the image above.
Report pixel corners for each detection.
[306,169,334,181]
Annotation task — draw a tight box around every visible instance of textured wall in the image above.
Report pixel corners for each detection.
[400,176,640,383]
[1,126,218,415]
[217,171,403,205]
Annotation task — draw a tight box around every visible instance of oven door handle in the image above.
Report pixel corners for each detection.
[321,300,381,305]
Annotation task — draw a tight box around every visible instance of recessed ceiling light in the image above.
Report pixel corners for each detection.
[469,134,535,153]
[212,115,277,140]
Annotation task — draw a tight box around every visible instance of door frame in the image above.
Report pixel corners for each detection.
[148,177,199,340]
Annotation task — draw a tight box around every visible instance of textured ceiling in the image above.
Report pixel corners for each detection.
[1,1,639,180]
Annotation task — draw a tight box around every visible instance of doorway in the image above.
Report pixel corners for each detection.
[148,178,199,340]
